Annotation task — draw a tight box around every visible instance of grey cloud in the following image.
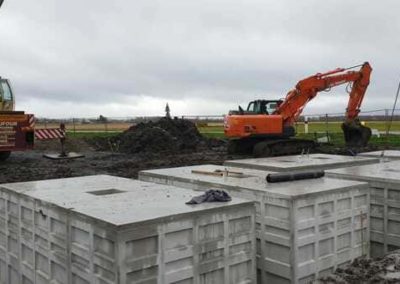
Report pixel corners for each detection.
[1,0,399,116]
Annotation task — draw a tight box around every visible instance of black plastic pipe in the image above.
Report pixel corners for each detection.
[266,170,325,183]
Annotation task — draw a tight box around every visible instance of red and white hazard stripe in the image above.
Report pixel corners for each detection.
[28,114,35,128]
[35,128,66,140]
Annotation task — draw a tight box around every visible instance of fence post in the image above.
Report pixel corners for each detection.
[385,109,389,133]
[73,118,76,135]
[304,116,309,134]
[325,114,330,143]
[325,114,329,131]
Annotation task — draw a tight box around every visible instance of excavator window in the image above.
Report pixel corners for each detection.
[247,101,255,112]
[266,102,277,114]
[245,100,282,114]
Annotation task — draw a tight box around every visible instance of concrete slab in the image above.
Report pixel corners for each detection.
[140,164,366,198]
[0,175,256,284]
[359,150,400,161]
[326,161,400,184]
[224,153,379,172]
[2,175,251,226]
[327,161,400,257]
[139,164,370,283]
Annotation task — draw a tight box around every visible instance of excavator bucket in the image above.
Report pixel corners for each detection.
[342,120,372,148]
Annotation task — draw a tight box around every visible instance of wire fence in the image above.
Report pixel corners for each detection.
[35,108,400,135]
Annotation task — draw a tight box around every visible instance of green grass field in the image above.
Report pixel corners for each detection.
[198,122,400,147]
[295,121,400,133]
[67,131,119,139]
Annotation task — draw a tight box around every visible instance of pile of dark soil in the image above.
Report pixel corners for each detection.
[89,117,225,154]
[318,251,400,283]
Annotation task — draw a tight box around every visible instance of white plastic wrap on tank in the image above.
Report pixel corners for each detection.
[359,150,400,161]
[224,153,379,172]
[0,175,256,284]
[327,161,400,257]
[139,164,370,284]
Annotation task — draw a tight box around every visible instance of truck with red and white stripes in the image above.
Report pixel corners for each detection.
[0,77,35,160]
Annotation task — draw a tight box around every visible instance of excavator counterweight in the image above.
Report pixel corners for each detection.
[225,62,373,156]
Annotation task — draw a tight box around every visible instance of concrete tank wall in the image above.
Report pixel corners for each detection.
[139,165,370,284]
[224,153,379,172]
[0,175,256,284]
[327,161,400,258]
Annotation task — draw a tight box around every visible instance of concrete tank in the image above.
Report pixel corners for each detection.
[0,175,255,284]
[327,161,400,257]
[224,153,379,172]
[139,164,369,284]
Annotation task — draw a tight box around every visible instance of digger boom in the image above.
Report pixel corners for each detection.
[276,62,372,125]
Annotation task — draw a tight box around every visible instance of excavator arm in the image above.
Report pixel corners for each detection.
[344,63,372,120]
[276,62,372,123]
[275,62,372,147]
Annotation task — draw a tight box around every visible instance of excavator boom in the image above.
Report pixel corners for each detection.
[276,62,372,125]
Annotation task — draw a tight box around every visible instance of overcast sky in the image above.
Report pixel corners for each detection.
[1,0,399,118]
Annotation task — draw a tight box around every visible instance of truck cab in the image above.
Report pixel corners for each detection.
[0,78,15,112]
[0,77,34,161]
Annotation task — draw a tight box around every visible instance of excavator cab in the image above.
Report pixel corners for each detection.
[246,100,283,114]
[0,78,15,112]
[230,99,283,115]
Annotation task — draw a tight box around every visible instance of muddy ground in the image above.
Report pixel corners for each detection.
[0,141,386,184]
[0,138,235,183]
[1,116,394,184]
[0,118,236,183]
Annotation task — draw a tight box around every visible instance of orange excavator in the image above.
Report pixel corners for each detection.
[224,62,372,157]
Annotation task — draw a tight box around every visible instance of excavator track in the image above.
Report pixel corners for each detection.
[228,138,316,157]
[253,139,316,157]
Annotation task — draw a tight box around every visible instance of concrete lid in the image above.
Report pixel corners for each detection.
[0,175,252,226]
[359,150,400,159]
[326,161,400,184]
[224,153,378,172]
[140,164,368,199]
